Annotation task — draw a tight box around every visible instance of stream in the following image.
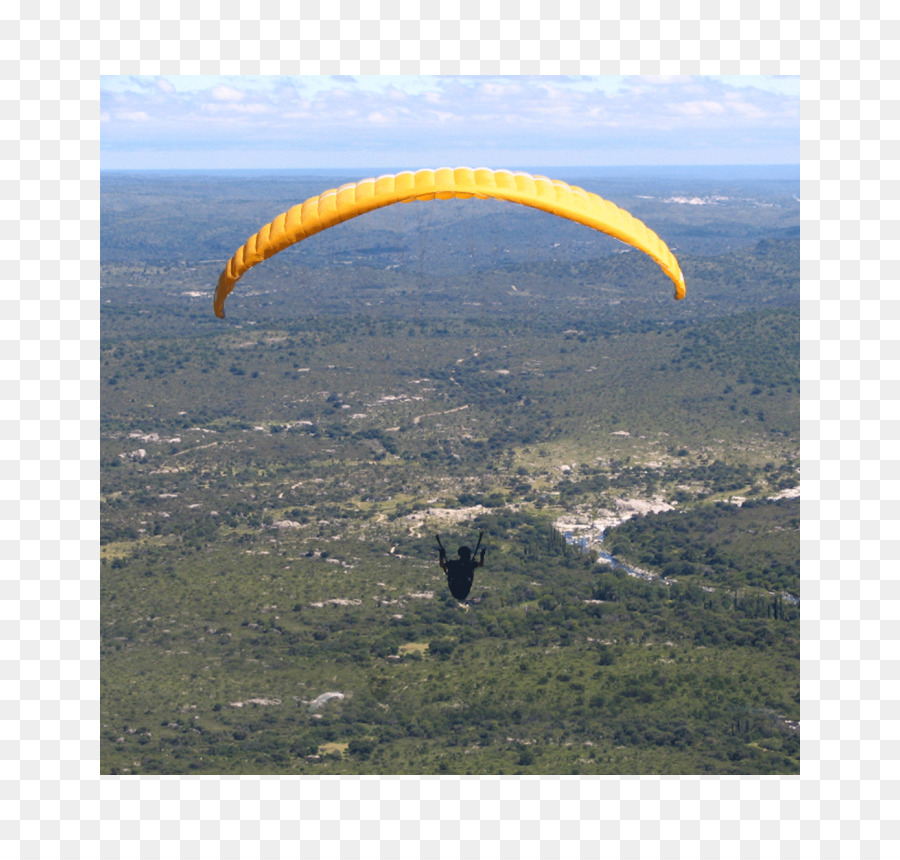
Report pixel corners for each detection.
[563,530,657,582]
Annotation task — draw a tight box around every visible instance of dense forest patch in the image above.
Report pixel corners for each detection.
[603,497,799,594]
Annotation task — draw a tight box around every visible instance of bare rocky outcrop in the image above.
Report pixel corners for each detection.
[307,692,345,711]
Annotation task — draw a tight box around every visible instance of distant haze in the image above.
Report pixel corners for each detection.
[102,165,801,183]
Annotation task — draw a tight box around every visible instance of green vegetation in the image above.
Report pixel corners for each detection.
[604,497,799,593]
[101,171,799,775]
[101,508,798,775]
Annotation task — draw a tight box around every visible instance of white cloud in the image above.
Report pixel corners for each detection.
[201,102,271,115]
[210,85,246,102]
[673,100,728,117]
[100,75,798,170]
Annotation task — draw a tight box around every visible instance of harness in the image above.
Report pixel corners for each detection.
[445,559,477,601]
[436,531,483,601]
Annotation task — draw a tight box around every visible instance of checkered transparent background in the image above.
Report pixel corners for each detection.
[2,1,893,857]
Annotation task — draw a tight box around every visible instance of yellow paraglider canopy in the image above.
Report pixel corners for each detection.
[213,167,686,318]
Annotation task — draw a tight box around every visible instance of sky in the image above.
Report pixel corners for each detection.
[100,75,799,171]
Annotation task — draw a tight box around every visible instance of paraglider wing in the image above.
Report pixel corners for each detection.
[213,167,686,318]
